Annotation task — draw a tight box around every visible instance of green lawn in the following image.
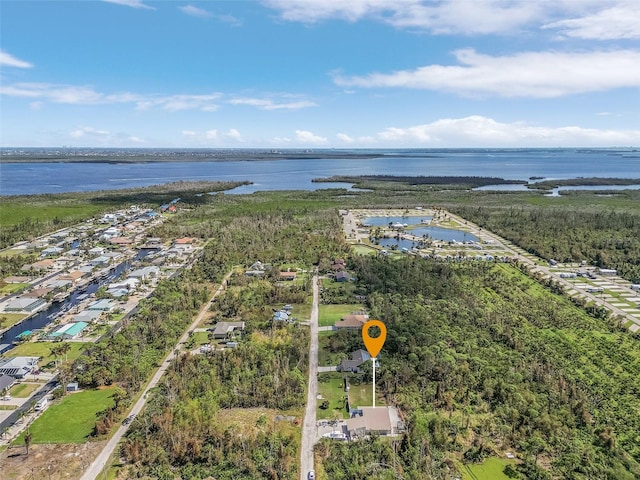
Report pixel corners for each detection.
[317,373,380,419]
[7,341,88,367]
[462,457,517,480]
[352,244,378,256]
[9,382,40,398]
[318,304,364,327]
[14,387,116,444]
[318,334,343,367]
[268,303,312,321]
[0,312,28,330]
[0,282,29,294]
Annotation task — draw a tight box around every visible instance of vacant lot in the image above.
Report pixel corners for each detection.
[8,341,87,367]
[0,313,28,330]
[462,457,517,480]
[318,304,364,327]
[14,387,116,444]
[9,383,40,398]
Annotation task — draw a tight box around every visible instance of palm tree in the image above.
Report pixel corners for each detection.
[59,342,72,362]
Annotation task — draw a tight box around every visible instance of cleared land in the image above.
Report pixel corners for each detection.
[462,457,517,480]
[7,341,87,367]
[318,304,363,327]
[15,387,116,444]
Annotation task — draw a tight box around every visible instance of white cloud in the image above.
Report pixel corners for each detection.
[102,0,155,10]
[543,3,640,40]
[295,130,327,144]
[0,50,33,68]
[1,82,222,111]
[336,133,355,143]
[229,97,317,110]
[70,126,111,139]
[263,0,545,35]
[182,130,197,136]
[206,129,218,139]
[334,49,640,98]
[225,129,243,141]
[179,5,212,18]
[368,115,640,147]
[69,126,146,145]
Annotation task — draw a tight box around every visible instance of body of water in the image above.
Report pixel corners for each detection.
[409,226,479,243]
[363,216,431,227]
[1,148,639,195]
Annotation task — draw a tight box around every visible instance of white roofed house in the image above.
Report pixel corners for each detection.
[128,266,159,281]
[88,247,105,257]
[88,299,115,312]
[0,357,39,379]
[90,255,111,267]
[4,297,48,312]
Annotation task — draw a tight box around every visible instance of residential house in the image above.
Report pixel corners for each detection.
[22,259,55,272]
[128,266,159,281]
[246,261,266,277]
[3,276,32,284]
[58,270,87,284]
[22,288,53,299]
[279,271,297,281]
[338,349,372,373]
[73,310,102,323]
[4,297,47,312]
[272,311,290,323]
[334,271,350,282]
[88,299,115,312]
[40,246,64,257]
[109,237,133,246]
[0,357,39,379]
[0,373,15,393]
[90,256,111,267]
[88,247,105,257]
[211,321,245,340]
[345,406,400,439]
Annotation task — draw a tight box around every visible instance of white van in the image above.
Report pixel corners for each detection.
[34,397,48,411]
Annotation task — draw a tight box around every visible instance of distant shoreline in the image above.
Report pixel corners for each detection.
[0,151,386,164]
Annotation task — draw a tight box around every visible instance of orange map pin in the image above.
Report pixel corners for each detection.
[362,319,386,358]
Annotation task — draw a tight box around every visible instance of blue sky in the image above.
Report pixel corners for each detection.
[1,0,639,147]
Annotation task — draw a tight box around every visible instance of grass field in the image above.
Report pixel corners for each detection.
[352,244,378,256]
[0,283,29,294]
[318,334,343,367]
[7,341,87,367]
[0,202,106,228]
[462,457,517,480]
[318,304,364,327]
[9,382,40,398]
[15,387,116,444]
[317,373,379,419]
[0,313,28,330]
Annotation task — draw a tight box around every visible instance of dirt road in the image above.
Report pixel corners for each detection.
[80,270,233,480]
[300,273,319,480]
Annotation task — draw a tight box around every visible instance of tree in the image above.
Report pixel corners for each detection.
[25,430,32,456]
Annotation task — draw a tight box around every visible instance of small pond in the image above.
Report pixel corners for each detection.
[363,216,432,227]
[409,226,479,243]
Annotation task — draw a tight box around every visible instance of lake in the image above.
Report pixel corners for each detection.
[1,148,639,195]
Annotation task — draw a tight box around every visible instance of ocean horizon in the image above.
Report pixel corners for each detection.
[1,147,639,196]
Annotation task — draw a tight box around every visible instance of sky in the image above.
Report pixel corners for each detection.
[1,0,639,148]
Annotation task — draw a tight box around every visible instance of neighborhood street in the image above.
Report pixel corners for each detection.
[80,270,233,480]
[300,273,319,480]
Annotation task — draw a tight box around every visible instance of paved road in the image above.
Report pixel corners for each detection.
[300,273,319,480]
[80,270,232,480]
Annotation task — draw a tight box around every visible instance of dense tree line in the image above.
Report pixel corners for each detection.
[72,272,210,395]
[319,256,640,479]
[451,206,640,282]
